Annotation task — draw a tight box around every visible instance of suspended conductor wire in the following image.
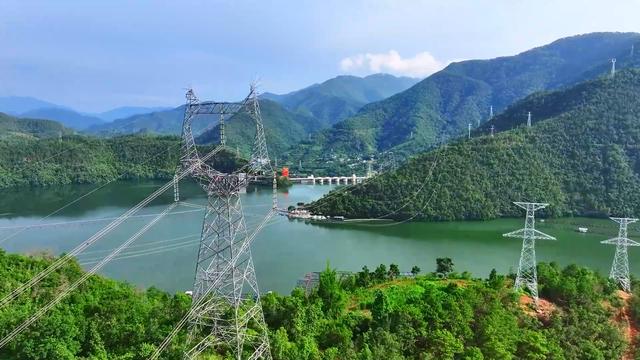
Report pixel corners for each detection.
[0,144,179,246]
[0,202,177,350]
[148,208,276,360]
[0,145,224,309]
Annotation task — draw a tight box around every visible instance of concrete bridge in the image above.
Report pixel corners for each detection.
[288,174,368,185]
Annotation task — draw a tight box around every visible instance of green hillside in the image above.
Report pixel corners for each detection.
[310,69,640,220]
[0,250,629,359]
[288,32,640,168]
[263,74,419,126]
[87,106,190,135]
[196,99,324,157]
[0,113,73,139]
[0,135,181,188]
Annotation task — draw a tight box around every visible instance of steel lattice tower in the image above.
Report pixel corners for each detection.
[601,217,640,292]
[504,202,556,302]
[177,88,272,360]
[247,84,272,175]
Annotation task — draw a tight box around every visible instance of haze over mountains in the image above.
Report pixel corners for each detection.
[288,32,640,167]
[0,96,171,130]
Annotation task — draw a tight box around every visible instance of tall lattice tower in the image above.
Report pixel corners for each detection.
[247,83,272,175]
[178,88,272,360]
[611,58,617,78]
[601,217,640,292]
[504,202,556,302]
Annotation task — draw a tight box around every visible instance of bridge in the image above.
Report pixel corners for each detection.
[288,174,369,185]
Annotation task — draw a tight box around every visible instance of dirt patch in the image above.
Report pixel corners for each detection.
[616,290,638,360]
[519,295,556,322]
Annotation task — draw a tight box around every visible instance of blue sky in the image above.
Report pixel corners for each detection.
[1,0,639,112]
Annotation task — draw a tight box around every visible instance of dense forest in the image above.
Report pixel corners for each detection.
[0,134,183,188]
[0,250,634,359]
[284,32,640,167]
[0,113,73,139]
[310,69,640,220]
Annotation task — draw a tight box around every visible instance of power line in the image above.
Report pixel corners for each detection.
[0,203,177,349]
[0,145,225,310]
[0,145,178,246]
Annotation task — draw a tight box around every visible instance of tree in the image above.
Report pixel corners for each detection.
[411,266,421,276]
[388,264,400,279]
[356,266,371,287]
[317,264,346,318]
[436,258,454,276]
[371,290,390,328]
[374,264,387,282]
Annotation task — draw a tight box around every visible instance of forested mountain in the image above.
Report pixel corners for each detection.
[0,135,182,188]
[87,106,189,135]
[310,69,640,220]
[196,99,324,157]
[95,106,173,122]
[262,74,419,126]
[0,96,62,115]
[0,249,631,359]
[0,113,73,139]
[289,32,640,164]
[21,107,105,130]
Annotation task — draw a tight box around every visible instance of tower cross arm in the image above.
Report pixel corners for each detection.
[503,228,556,240]
[513,202,549,211]
[601,237,640,246]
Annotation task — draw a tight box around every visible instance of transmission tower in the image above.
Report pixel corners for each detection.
[611,58,617,78]
[503,202,556,302]
[601,217,640,292]
[178,88,272,360]
[527,112,531,127]
[247,83,273,175]
[468,123,471,139]
[490,125,495,137]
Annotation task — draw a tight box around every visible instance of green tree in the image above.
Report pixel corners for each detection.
[436,258,454,275]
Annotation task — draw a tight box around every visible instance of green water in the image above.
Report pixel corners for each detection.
[1,180,638,294]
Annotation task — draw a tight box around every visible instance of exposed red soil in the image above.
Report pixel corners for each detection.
[616,290,638,360]
[518,295,556,322]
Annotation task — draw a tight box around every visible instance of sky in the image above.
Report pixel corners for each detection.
[1,0,640,112]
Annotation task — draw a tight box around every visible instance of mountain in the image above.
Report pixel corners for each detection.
[309,68,640,220]
[21,107,105,130]
[87,106,188,135]
[196,99,324,157]
[96,106,173,122]
[0,112,72,139]
[0,96,64,115]
[262,73,419,126]
[290,32,640,167]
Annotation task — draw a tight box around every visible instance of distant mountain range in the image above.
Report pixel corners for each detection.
[262,73,419,126]
[288,32,640,166]
[311,68,640,220]
[0,96,173,130]
[86,73,416,144]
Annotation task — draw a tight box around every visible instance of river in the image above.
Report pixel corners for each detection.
[1,180,638,295]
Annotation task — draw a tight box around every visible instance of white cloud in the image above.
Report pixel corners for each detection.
[340,50,444,78]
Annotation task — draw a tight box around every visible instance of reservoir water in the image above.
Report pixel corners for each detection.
[1,180,639,294]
